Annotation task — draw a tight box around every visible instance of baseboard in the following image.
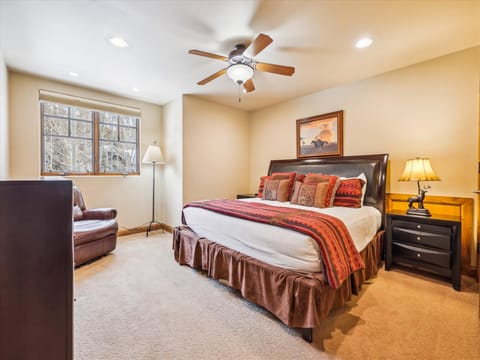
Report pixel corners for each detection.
[118,223,172,236]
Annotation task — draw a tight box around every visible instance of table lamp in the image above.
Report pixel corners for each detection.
[399,157,441,217]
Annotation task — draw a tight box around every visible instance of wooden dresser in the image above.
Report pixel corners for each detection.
[0,180,73,360]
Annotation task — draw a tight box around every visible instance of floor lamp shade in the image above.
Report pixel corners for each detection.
[142,144,165,164]
[143,142,164,236]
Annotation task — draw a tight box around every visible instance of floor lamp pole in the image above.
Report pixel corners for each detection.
[146,161,161,236]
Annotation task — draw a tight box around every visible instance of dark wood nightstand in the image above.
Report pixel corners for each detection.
[385,211,461,291]
[236,193,258,199]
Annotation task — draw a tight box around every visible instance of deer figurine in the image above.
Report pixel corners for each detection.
[407,183,432,216]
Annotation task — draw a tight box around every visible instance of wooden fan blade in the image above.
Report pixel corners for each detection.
[197,68,227,85]
[255,62,295,76]
[188,49,228,61]
[243,79,255,93]
[243,33,273,58]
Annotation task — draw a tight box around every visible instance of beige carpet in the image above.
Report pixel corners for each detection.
[74,232,480,360]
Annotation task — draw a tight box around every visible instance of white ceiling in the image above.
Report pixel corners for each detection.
[1,0,479,111]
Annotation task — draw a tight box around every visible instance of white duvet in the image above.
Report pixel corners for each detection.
[182,198,382,273]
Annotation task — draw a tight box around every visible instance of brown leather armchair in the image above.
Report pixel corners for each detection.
[73,186,118,267]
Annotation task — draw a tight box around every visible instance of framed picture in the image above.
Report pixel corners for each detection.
[296,110,343,158]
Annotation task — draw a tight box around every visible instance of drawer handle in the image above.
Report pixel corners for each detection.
[417,225,422,229]
[417,253,421,258]
[417,236,421,241]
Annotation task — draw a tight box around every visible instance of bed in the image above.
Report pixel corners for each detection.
[173,154,388,342]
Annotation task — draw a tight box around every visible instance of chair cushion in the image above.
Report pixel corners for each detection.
[74,219,118,246]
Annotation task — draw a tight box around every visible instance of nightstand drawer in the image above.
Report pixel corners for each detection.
[391,220,451,235]
[392,227,451,251]
[393,242,451,268]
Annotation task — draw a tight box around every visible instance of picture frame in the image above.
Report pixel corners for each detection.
[296,110,343,158]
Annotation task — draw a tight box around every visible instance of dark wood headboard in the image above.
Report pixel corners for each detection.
[268,154,389,217]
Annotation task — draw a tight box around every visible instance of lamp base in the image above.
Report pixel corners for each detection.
[146,220,163,237]
[406,207,432,217]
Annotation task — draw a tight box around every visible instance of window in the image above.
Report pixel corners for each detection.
[41,100,140,175]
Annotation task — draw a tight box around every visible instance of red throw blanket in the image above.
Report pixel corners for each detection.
[183,199,365,289]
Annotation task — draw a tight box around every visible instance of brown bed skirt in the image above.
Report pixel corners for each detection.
[173,226,384,329]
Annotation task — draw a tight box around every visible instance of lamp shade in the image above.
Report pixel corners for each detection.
[226,63,254,84]
[399,157,440,182]
[142,144,165,164]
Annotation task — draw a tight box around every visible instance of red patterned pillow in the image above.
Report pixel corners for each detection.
[262,179,290,202]
[334,178,365,208]
[303,174,340,207]
[271,172,296,198]
[257,172,297,199]
[291,181,332,208]
[257,175,271,198]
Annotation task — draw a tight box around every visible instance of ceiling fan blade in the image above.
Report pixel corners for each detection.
[255,62,295,76]
[197,68,227,85]
[243,79,255,93]
[188,49,228,61]
[243,33,273,58]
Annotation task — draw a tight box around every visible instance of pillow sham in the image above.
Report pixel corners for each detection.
[262,179,290,202]
[257,175,271,198]
[290,181,332,208]
[333,178,365,208]
[302,174,340,207]
[339,173,368,205]
[257,172,297,199]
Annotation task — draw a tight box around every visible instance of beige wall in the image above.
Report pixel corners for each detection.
[8,71,163,229]
[162,97,183,227]
[250,47,480,199]
[0,53,8,179]
[183,95,250,206]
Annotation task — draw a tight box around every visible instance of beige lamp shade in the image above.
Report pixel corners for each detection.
[399,157,440,182]
[142,143,165,164]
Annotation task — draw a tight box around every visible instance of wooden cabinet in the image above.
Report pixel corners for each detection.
[0,180,73,360]
[385,211,461,291]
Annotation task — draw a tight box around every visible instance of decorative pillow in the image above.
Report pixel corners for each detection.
[290,181,332,208]
[271,172,296,198]
[302,174,340,207]
[334,178,365,208]
[257,172,297,199]
[262,179,290,202]
[257,175,271,198]
[339,173,368,205]
[358,173,368,204]
[295,173,305,183]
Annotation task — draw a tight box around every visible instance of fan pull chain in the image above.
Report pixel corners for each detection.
[237,82,242,103]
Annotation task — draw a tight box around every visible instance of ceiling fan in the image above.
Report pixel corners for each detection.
[188,33,295,94]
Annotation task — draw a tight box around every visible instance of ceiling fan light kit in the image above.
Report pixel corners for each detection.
[189,33,295,98]
[226,63,254,84]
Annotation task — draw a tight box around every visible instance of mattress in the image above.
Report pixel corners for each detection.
[182,198,382,273]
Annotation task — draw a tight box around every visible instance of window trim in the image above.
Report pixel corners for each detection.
[40,100,140,176]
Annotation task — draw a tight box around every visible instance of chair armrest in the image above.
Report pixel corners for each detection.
[82,208,117,220]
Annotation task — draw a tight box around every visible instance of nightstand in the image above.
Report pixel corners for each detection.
[236,193,258,199]
[385,211,461,291]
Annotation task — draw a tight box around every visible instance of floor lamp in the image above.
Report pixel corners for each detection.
[142,141,165,236]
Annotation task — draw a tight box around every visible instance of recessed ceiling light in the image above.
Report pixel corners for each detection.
[355,37,373,49]
[132,88,140,92]
[108,36,129,48]
[69,72,79,77]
